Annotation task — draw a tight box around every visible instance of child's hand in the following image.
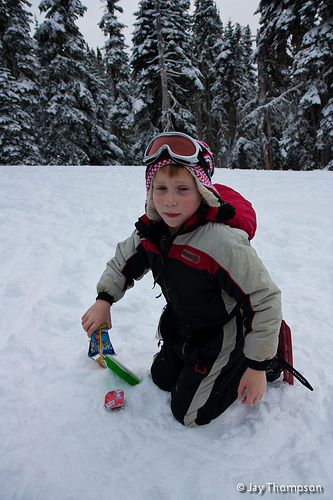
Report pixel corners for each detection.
[81,299,112,338]
[237,367,267,406]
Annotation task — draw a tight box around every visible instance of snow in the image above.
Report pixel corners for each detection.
[0,166,332,499]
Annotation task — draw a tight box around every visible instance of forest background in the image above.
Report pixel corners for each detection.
[0,0,332,170]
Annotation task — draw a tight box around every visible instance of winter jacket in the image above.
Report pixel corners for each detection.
[96,187,282,370]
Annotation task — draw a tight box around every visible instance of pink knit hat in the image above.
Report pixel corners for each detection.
[145,141,224,221]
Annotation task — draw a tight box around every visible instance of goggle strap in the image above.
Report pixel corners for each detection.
[145,151,212,183]
[197,149,212,180]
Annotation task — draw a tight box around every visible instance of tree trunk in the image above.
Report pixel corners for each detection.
[195,91,203,138]
[257,39,274,170]
[155,0,173,131]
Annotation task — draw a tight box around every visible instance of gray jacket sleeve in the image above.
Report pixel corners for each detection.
[96,229,150,304]
[221,227,282,364]
[198,223,282,366]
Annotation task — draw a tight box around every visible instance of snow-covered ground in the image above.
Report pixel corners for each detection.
[0,166,332,500]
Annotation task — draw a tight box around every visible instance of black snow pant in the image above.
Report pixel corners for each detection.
[150,306,248,427]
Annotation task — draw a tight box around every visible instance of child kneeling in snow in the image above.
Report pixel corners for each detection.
[82,132,282,427]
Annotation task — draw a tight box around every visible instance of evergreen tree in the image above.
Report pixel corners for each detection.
[256,0,333,170]
[212,22,257,168]
[0,0,43,165]
[287,0,333,170]
[99,0,133,163]
[255,0,291,169]
[231,24,259,169]
[159,0,203,132]
[131,0,202,160]
[35,0,123,165]
[131,0,159,160]
[84,46,125,164]
[316,1,333,170]
[192,0,223,152]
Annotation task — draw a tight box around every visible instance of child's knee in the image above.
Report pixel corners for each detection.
[170,386,236,427]
[176,410,199,427]
[151,362,173,391]
[170,396,202,427]
[150,348,183,392]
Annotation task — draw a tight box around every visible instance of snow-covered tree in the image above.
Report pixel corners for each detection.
[0,0,43,165]
[99,0,133,163]
[130,0,158,160]
[131,0,203,160]
[256,0,333,170]
[255,0,292,170]
[287,0,333,170]
[212,22,257,168]
[192,0,223,152]
[35,0,123,165]
[84,46,125,164]
[159,0,203,132]
[231,25,259,170]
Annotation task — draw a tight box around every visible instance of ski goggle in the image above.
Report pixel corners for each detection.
[143,132,212,179]
[144,132,203,168]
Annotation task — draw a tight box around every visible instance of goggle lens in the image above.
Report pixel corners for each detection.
[146,135,197,157]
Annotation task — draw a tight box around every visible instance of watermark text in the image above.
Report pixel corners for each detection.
[236,482,324,495]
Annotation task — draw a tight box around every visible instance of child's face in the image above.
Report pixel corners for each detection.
[152,166,202,234]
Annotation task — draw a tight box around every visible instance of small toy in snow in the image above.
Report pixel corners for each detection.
[104,390,125,410]
[103,354,141,386]
[87,324,141,385]
[88,323,116,364]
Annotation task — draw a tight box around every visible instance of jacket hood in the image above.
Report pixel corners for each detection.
[136,183,257,241]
